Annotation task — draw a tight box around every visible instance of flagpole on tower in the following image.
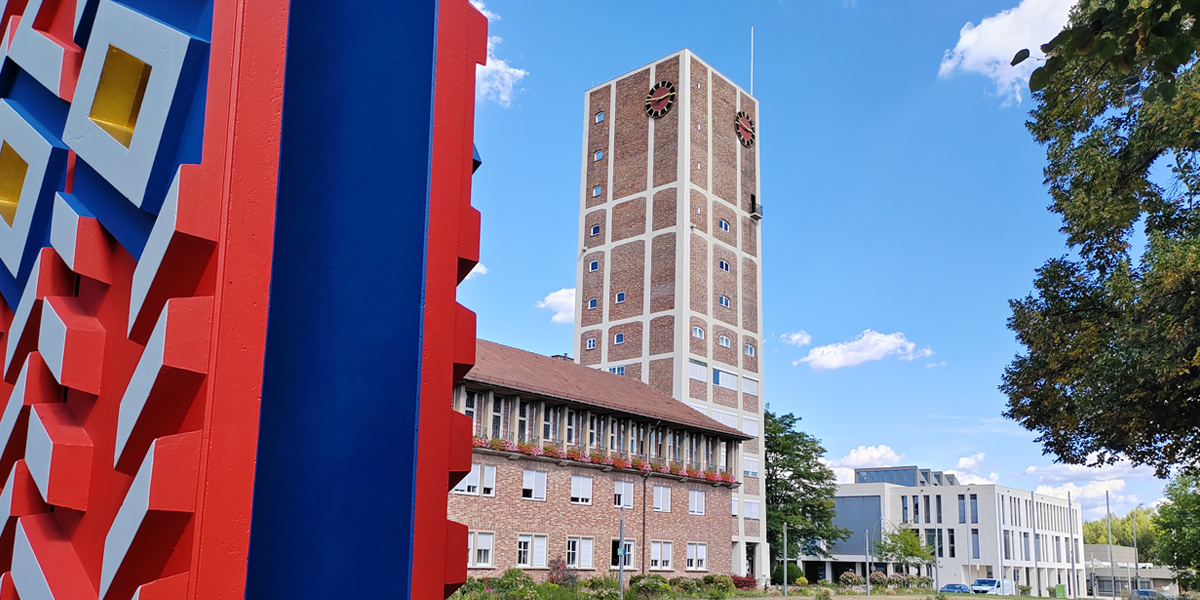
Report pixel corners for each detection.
[750,26,755,94]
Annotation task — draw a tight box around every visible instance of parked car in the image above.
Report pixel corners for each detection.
[1130,590,1162,600]
[941,583,972,594]
[971,578,1016,595]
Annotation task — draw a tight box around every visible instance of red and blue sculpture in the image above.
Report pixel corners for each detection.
[0,0,483,597]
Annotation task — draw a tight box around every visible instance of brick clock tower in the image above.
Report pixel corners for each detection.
[574,50,768,579]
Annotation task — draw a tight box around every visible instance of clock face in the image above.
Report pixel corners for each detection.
[645,81,676,118]
[735,111,755,147]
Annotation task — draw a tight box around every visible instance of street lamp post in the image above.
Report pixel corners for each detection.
[1133,504,1142,592]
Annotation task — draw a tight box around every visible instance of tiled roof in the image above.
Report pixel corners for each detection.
[465,339,750,440]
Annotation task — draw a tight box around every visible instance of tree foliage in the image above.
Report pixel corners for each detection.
[764,409,849,561]
[1081,505,1159,562]
[874,526,933,575]
[1153,470,1200,588]
[1002,0,1200,476]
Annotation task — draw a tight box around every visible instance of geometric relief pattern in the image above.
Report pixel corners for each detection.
[0,0,217,598]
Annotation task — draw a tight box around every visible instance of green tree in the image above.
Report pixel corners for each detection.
[1002,0,1200,477]
[874,526,933,576]
[1081,506,1159,562]
[1153,470,1200,588]
[764,409,850,564]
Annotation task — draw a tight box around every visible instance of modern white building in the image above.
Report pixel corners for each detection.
[802,466,1086,598]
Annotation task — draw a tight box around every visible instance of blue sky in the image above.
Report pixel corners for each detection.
[459,0,1164,520]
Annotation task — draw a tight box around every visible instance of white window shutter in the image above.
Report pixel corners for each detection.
[664,486,670,510]
[687,543,696,562]
[467,532,474,564]
[583,477,592,500]
[580,538,593,569]
[536,471,547,500]
[732,497,739,515]
[453,472,469,493]
[698,544,707,565]
[482,465,495,491]
[523,469,534,490]
[651,542,661,561]
[571,476,581,498]
[533,536,547,567]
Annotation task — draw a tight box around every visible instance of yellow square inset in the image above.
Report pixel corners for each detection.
[89,45,152,148]
[0,142,28,227]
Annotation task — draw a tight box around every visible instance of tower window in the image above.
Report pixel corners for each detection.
[745,344,755,357]
[594,150,604,161]
[719,295,730,308]
[696,162,701,170]
[615,292,625,304]
[719,336,731,348]
[692,327,704,339]
[596,111,605,123]
[718,260,730,272]
[718,219,730,232]
[592,185,602,197]
[588,298,597,309]
[614,333,625,345]
[590,224,600,236]
[608,366,625,376]
[588,260,599,272]
[587,338,597,350]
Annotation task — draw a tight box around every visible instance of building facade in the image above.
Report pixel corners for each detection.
[1082,545,1180,597]
[448,340,751,582]
[573,49,769,579]
[804,467,1086,598]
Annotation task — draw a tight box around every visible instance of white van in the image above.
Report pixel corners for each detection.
[971,578,1015,595]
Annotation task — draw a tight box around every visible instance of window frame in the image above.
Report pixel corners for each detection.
[516,533,549,568]
[652,484,671,512]
[744,344,755,356]
[718,259,730,272]
[521,469,547,501]
[586,338,597,350]
[566,536,595,570]
[592,185,602,197]
[649,540,673,570]
[718,219,729,232]
[718,295,730,308]
[588,260,599,272]
[688,489,706,515]
[468,530,495,568]
[594,149,603,161]
[610,538,634,569]
[686,542,708,571]
[742,457,759,477]
[613,332,625,345]
[692,326,704,339]
[588,298,597,309]
[590,224,600,236]
[608,365,625,376]
[718,335,731,348]
[595,111,604,123]
[615,291,625,304]
[613,480,634,509]
[570,475,594,505]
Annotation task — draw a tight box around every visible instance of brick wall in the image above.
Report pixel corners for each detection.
[713,246,738,327]
[740,216,756,257]
[649,358,674,397]
[712,324,738,368]
[612,197,647,242]
[587,87,610,209]
[689,378,706,401]
[613,70,649,200]
[689,60,708,190]
[650,233,675,313]
[581,251,605,327]
[742,393,759,414]
[585,209,606,246]
[608,321,644,362]
[650,315,674,355]
[740,258,758,334]
[710,76,737,205]
[652,189,676,232]
[652,56,679,188]
[742,336,758,373]
[690,234,708,313]
[580,330,601,366]
[711,202,737,249]
[739,92,757,214]
[713,387,737,409]
[450,452,735,582]
[609,241,645,321]
[689,189,707,233]
[689,316,707,357]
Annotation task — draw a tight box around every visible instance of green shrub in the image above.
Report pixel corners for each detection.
[629,574,671,599]
[670,577,701,593]
[1018,585,1031,596]
[840,572,865,587]
[494,569,535,594]
[503,586,539,600]
[772,563,803,586]
[583,576,620,590]
[815,587,834,600]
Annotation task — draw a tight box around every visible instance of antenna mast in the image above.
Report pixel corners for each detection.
[750,26,754,94]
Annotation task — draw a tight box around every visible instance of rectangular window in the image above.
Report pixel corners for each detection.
[608,366,625,376]
[650,541,672,570]
[970,493,979,523]
[566,536,593,569]
[454,464,495,496]
[517,534,548,568]
[517,401,531,443]
[958,494,967,524]
[742,457,759,477]
[948,528,956,558]
[914,495,920,524]
[611,539,633,568]
[491,397,504,439]
[1023,532,1031,561]
[464,391,478,427]
[595,112,604,123]
[924,495,931,523]
[688,359,707,381]
[711,409,738,428]
[468,531,494,567]
[936,495,943,524]
[744,499,761,520]
[522,469,547,501]
[732,497,738,516]
[742,417,759,437]
[713,369,738,391]
[743,377,759,396]
[689,489,706,515]
[653,485,671,512]
[571,475,593,505]
[972,528,981,560]
[1004,530,1012,560]
[902,496,909,523]
[686,543,708,570]
[936,529,944,558]
[925,529,936,551]
[614,480,633,509]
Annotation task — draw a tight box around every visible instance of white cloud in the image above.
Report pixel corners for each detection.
[782,331,812,347]
[477,36,527,107]
[926,361,947,368]
[1023,457,1156,485]
[938,0,1076,105]
[1037,479,1134,518]
[464,262,489,281]
[468,0,499,21]
[819,457,856,484]
[829,445,906,469]
[949,471,1000,485]
[794,329,933,370]
[535,288,575,325]
[955,453,986,473]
